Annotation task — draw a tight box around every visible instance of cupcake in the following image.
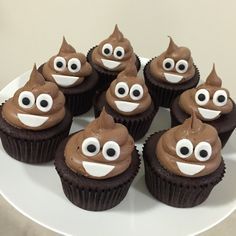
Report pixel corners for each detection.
[0,65,72,163]
[87,24,141,91]
[39,37,99,116]
[144,37,200,108]
[55,108,140,211]
[171,65,236,147]
[93,63,156,141]
[143,112,225,208]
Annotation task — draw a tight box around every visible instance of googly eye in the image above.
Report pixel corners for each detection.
[82,137,100,157]
[195,89,210,106]
[213,90,228,107]
[176,139,193,159]
[102,43,113,57]
[130,84,144,101]
[194,142,212,162]
[54,56,66,71]
[115,82,129,98]
[102,141,120,161]
[176,60,189,74]
[36,94,53,112]
[163,58,175,71]
[18,91,35,109]
[114,46,125,59]
[68,58,81,73]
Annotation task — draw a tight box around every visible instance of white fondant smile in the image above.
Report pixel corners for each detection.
[52,74,79,87]
[114,101,139,112]
[176,161,205,176]
[164,73,183,83]
[101,59,121,69]
[198,107,221,120]
[17,113,48,127]
[82,161,114,177]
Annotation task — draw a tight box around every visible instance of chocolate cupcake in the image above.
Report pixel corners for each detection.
[39,37,99,116]
[144,37,200,108]
[143,112,225,208]
[171,65,236,147]
[0,65,72,163]
[87,24,141,91]
[55,109,140,211]
[93,63,156,141]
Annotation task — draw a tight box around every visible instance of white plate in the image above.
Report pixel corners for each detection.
[0,58,236,236]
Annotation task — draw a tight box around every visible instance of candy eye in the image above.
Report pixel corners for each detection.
[176,60,188,73]
[115,82,129,98]
[194,142,212,162]
[176,139,193,159]
[102,43,113,57]
[114,46,125,59]
[36,94,53,112]
[163,58,175,71]
[130,84,144,100]
[195,89,210,106]
[102,141,120,161]
[18,91,35,109]
[82,137,100,157]
[54,56,66,71]
[68,58,81,73]
[213,90,228,107]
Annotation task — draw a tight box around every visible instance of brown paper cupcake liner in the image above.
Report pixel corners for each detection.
[143,131,225,208]
[143,58,200,108]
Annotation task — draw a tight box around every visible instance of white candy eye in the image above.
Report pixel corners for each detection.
[114,46,125,59]
[163,58,175,71]
[130,84,144,100]
[102,141,120,161]
[213,90,228,107]
[176,60,189,73]
[36,94,53,112]
[195,89,210,106]
[102,43,113,57]
[176,139,193,159]
[68,58,81,73]
[194,142,212,162]
[18,91,35,109]
[115,82,129,98]
[54,56,66,71]
[82,137,100,157]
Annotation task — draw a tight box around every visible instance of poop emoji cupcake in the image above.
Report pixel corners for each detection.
[87,24,141,90]
[93,63,156,140]
[143,111,225,208]
[144,37,200,108]
[39,37,99,116]
[55,109,140,211]
[171,65,236,147]
[0,65,72,163]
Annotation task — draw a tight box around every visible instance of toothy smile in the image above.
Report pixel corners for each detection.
[164,73,183,83]
[114,101,139,112]
[52,74,79,87]
[176,161,205,176]
[198,107,221,120]
[82,161,114,177]
[101,59,121,69]
[17,113,48,127]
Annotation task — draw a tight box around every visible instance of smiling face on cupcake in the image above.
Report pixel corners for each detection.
[2,65,65,130]
[179,65,233,121]
[91,25,136,72]
[150,37,195,84]
[42,37,92,88]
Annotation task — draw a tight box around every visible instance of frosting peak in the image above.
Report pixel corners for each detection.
[183,110,202,133]
[96,108,115,129]
[109,24,124,42]
[205,64,222,87]
[59,37,76,54]
[28,64,45,86]
[166,36,179,55]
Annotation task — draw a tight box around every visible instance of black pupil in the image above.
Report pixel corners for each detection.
[198,93,206,101]
[180,147,189,155]
[22,97,30,106]
[116,51,122,57]
[118,87,125,95]
[106,148,116,157]
[56,61,63,68]
[104,48,110,55]
[40,100,48,108]
[199,150,208,158]
[165,62,171,69]
[133,90,140,97]
[217,95,226,103]
[87,144,96,153]
[71,64,77,70]
[178,64,185,71]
